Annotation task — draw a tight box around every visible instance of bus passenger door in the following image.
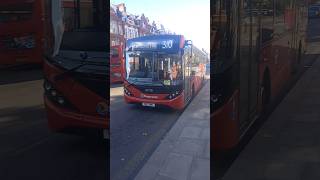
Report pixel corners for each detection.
[239,0,261,132]
[183,48,192,103]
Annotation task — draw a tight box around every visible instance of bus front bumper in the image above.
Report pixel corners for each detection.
[44,96,108,131]
[124,93,185,110]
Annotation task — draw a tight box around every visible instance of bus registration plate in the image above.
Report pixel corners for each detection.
[142,103,155,107]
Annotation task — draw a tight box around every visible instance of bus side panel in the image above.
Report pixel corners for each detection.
[110,46,124,83]
[212,90,239,150]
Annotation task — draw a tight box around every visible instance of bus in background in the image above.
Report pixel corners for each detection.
[0,0,45,65]
[43,0,108,138]
[212,0,308,150]
[124,35,207,110]
[110,45,124,83]
[110,4,125,84]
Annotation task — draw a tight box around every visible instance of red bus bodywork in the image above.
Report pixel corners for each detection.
[124,35,207,110]
[43,0,108,136]
[0,0,45,65]
[124,80,186,110]
[124,75,205,110]
[212,0,308,150]
[43,61,108,131]
[110,45,124,83]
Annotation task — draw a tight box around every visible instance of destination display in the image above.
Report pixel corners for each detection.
[126,35,183,53]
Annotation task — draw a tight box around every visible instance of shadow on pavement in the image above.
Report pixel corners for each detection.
[0,64,43,85]
[212,19,320,180]
[0,104,108,180]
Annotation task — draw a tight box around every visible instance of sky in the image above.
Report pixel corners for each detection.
[111,0,210,53]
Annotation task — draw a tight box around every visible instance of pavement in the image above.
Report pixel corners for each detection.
[110,85,183,180]
[134,81,210,180]
[222,54,320,178]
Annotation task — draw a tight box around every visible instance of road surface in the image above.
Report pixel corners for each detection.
[0,66,108,180]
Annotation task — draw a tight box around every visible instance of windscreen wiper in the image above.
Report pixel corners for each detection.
[124,79,136,89]
[54,60,89,81]
[54,52,107,81]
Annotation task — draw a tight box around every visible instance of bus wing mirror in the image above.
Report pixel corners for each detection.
[184,40,193,58]
[185,40,193,46]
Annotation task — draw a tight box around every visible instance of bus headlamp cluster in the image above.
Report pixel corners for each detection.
[124,87,133,96]
[44,80,67,106]
[167,90,181,100]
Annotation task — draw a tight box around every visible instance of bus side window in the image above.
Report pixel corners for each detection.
[183,47,191,77]
[274,1,286,36]
[261,0,274,43]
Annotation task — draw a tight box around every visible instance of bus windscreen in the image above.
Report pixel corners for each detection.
[126,52,183,86]
[59,0,107,52]
[60,31,107,51]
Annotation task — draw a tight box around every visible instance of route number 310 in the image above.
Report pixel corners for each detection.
[161,40,173,49]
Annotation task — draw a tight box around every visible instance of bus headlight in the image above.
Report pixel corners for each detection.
[44,81,52,91]
[57,96,65,105]
[124,87,133,96]
[167,90,181,100]
[51,90,57,97]
[43,79,73,108]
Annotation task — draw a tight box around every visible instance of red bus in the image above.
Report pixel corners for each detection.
[110,45,124,83]
[124,35,207,110]
[110,5,125,83]
[212,0,308,150]
[43,0,108,138]
[0,0,45,65]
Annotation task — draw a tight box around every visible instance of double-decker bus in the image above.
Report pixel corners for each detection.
[0,0,46,65]
[124,35,207,110]
[43,0,108,138]
[212,0,308,150]
[110,45,124,83]
[110,5,125,83]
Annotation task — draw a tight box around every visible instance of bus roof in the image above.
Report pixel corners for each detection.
[126,34,185,53]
